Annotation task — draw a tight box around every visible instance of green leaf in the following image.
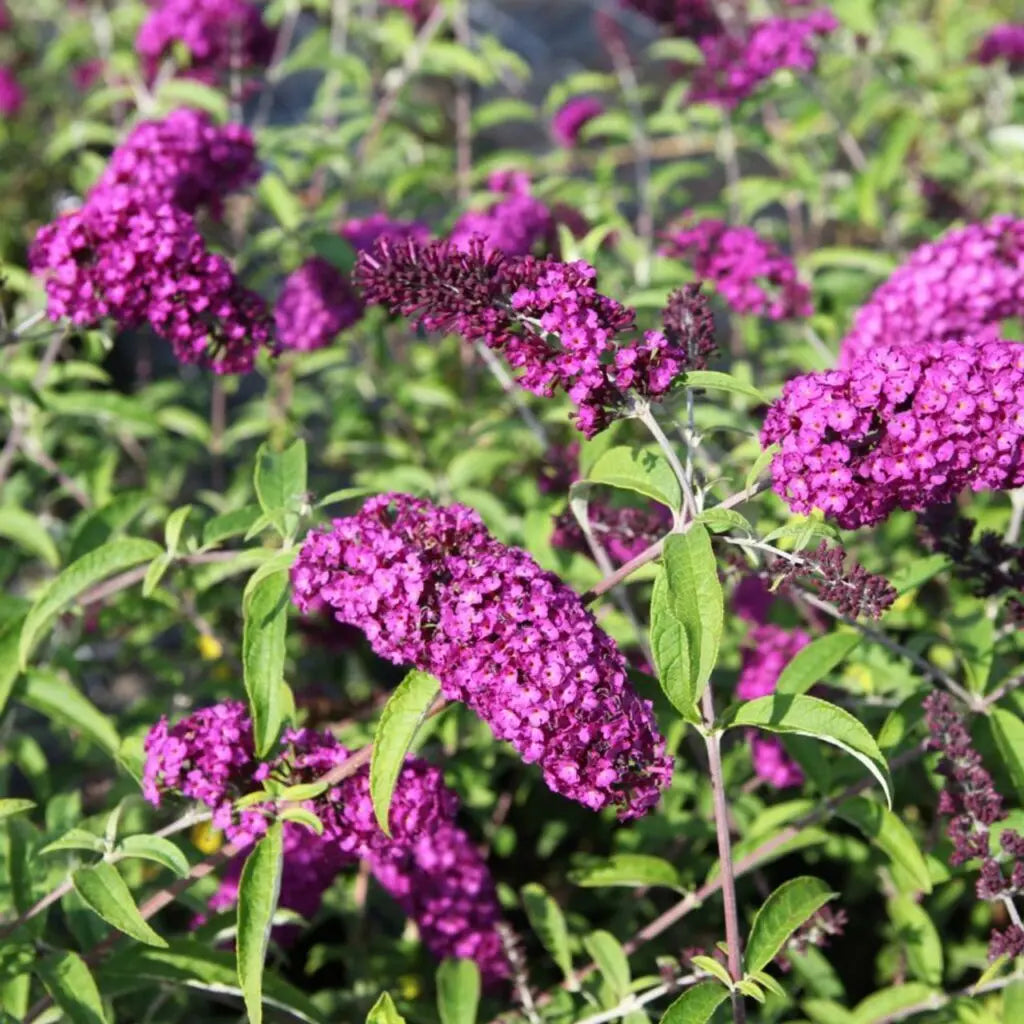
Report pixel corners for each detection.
[73,861,167,947]
[237,822,285,1024]
[725,694,893,807]
[0,799,35,822]
[803,247,897,276]
[253,439,307,538]
[142,554,171,598]
[202,506,262,548]
[40,828,106,856]
[776,633,862,696]
[649,572,694,719]
[835,797,932,894]
[682,370,767,404]
[258,173,303,230]
[585,445,682,512]
[746,443,778,495]
[745,876,835,974]
[19,538,162,667]
[242,570,291,757]
[583,931,630,1003]
[116,835,190,878]
[436,959,480,1024]
[888,555,949,597]
[366,992,406,1024]
[521,883,575,986]
[568,853,684,891]
[371,671,441,836]
[693,508,752,534]
[990,708,1024,803]
[851,983,940,1023]
[35,951,109,1024]
[889,896,942,986]
[163,505,192,557]
[0,507,60,568]
[690,956,733,988]
[15,671,120,756]
[949,596,995,696]
[662,527,723,707]
[0,613,26,719]
[98,940,325,1023]
[660,980,729,1023]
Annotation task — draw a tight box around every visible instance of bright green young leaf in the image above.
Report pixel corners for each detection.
[253,439,307,538]
[745,876,836,974]
[163,504,192,556]
[371,670,442,835]
[693,508,752,534]
[242,569,291,757]
[40,827,106,856]
[660,980,729,1024]
[568,853,685,891]
[0,798,35,822]
[586,445,683,512]
[746,443,778,496]
[35,951,109,1024]
[649,572,695,720]
[366,992,406,1024]
[98,940,326,1023]
[835,797,932,894]
[990,708,1024,802]
[724,694,893,807]
[237,821,284,1024]
[735,978,766,1003]
[583,930,631,1003]
[116,835,190,878]
[521,883,575,986]
[19,537,162,667]
[73,861,167,947]
[682,370,767,404]
[776,632,862,696]
[15,671,120,756]
[889,896,943,986]
[436,958,480,1024]
[278,806,324,834]
[662,527,723,708]
[0,507,60,568]
[690,955,733,988]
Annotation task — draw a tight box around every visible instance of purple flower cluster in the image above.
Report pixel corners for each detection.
[551,97,604,148]
[762,338,1024,529]
[620,0,722,40]
[137,0,274,86]
[0,64,21,117]
[144,704,509,981]
[356,237,689,437]
[661,219,812,320]
[736,625,810,789]
[30,187,272,373]
[274,258,362,352]
[839,217,1024,367]
[340,213,431,254]
[291,494,673,817]
[95,109,258,218]
[977,24,1024,71]
[688,10,838,108]
[924,692,1024,960]
[450,171,555,258]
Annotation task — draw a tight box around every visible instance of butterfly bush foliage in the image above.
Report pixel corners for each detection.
[0,1,1023,1023]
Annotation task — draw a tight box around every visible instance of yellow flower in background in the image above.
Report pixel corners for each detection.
[192,821,223,855]
[843,663,874,694]
[397,975,421,1000]
[197,633,223,661]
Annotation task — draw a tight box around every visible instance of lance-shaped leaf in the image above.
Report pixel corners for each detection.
[254,439,307,538]
[775,632,862,696]
[568,853,685,892]
[724,694,893,807]
[242,569,291,757]
[73,861,167,948]
[585,445,682,511]
[116,834,190,878]
[521,883,575,986]
[35,951,110,1024]
[371,671,442,835]
[366,992,406,1024]
[436,958,481,1024]
[660,980,729,1024]
[744,876,836,974]
[835,797,932,894]
[237,822,284,1024]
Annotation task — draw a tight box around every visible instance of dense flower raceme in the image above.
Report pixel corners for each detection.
[95,109,258,218]
[977,23,1024,71]
[144,705,509,981]
[291,494,673,817]
[761,338,1024,529]
[355,237,692,436]
[551,97,604,147]
[838,216,1024,366]
[274,258,363,352]
[0,64,22,117]
[736,625,809,789]
[449,171,555,258]
[661,219,812,320]
[30,187,272,373]
[688,10,838,108]
[924,692,1024,960]
[137,0,274,86]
